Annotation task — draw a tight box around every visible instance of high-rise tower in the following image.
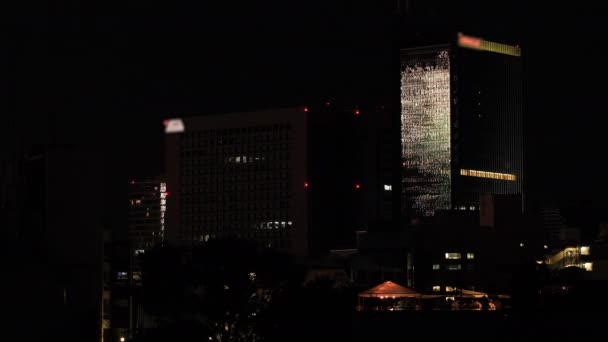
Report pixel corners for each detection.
[401,33,523,216]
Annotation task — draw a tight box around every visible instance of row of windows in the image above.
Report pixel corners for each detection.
[460,169,516,181]
[445,252,475,260]
[182,124,292,137]
[433,264,475,271]
[181,143,291,153]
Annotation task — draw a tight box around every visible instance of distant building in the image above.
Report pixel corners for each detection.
[2,116,104,341]
[164,105,396,257]
[543,245,592,272]
[165,109,309,256]
[540,207,581,246]
[127,178,166,251]
[400,33,523,216]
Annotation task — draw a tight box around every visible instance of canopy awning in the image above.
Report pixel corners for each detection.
[358,281,420,298]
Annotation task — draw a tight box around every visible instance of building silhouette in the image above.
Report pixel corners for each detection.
[164,108,310,256]
[401,33,523,216]
[127,178,167,252]
[164,104,396,257]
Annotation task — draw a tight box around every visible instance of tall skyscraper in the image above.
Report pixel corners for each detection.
[401,33,523,216]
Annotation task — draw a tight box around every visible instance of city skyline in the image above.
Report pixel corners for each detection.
[6,1,608,341]
[7,1,608,207]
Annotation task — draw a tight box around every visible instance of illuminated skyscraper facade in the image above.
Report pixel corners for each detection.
[401,34,523,216]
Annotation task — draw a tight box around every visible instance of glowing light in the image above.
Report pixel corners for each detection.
[303,107,309,112]
[460,169,516,181]
[384,184,392,191]
[304,181,309,188]
[445,253,461,260]
[458,34,481,48]
[120,337,125,342]
[162,119,169,126]
[355,183,361,190]
[520,243,524,247]
[130,180,135,184]
[354,109,360,115]
[457,33,521,57]
[165,118,185,134]
[401,49,452,216]
[159,182,167,239]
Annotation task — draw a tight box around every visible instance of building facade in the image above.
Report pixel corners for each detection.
[164,104,397,257]
[401,33,523,216]
[164,108,309,256]
[127,178,167,252]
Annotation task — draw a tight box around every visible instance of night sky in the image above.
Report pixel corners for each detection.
[7,0,608,212]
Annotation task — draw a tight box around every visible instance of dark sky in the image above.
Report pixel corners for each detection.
[7,0,608,209]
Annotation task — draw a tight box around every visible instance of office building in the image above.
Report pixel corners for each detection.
[127,178,166,252]
[401,33,523,216]
[164,108,309,256]
[164,104,396,257]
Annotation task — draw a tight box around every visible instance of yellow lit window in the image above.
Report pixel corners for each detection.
[460,169,516,181]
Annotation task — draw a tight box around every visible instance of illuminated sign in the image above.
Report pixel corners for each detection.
[159,182,167,236]
[164,118,185,134]
[458,34,481,48]
[457,33,521,57]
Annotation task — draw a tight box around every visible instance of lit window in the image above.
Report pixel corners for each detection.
[432,286,441,292]
[384,184,392,191]
[460,168,516,181]
[445,286,456,293]
[445,253,461,260]
[466,253,475,260]
[447,264,462,271]
[580,246,590,255]
[117,272,128,280]
[583,262,593,271]
[135,199,142,205]
[432,264,440,270]
[134,249,145,256]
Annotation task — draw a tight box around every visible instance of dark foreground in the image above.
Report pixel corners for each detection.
[266,310,606,341]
